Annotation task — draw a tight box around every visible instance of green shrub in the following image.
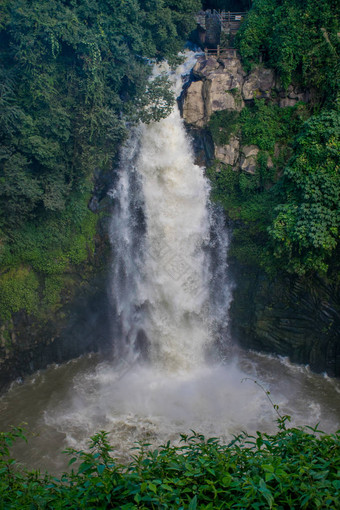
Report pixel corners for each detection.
[269,109,340,275]
[240,99,308,153]
[208,111,240,146]
[1,422,339,509]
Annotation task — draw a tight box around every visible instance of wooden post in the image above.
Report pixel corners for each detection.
[228,11,230,31]
[204,47,208,59]
[217,45,220,58]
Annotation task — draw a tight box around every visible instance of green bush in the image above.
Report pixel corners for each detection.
[208,110,240,146]
[269,109,340,275]
[240,99,308,153]
[0,0,201,321]
[1,421,339,509]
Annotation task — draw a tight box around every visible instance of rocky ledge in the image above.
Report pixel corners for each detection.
[180,54,309,172]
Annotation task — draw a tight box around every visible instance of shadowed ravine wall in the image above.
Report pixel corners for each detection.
[0,217,113,392]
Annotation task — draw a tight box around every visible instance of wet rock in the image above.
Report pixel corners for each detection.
[229,264,340,377]
[188,127,215,167]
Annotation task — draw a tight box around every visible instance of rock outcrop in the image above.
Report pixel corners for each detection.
[181,80,205,127]
[242,67,275,100]
[181,55,310,170]
[181,56,245,127]
[239,145,259,174]
[278,85,311,107]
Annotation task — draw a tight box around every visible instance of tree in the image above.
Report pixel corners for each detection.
[269,109,340,275]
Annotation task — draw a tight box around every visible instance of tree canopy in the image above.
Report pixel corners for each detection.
[0,0,200,319]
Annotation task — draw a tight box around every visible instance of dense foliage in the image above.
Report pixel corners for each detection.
[1,422,339,509]
[203,1,251,12]
[208,0,340,278]
[207,99,309,270]
[237,0,339,100]
[269,110,340,275]
[0,0,200,321]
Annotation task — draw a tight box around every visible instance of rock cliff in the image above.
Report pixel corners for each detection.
[181,54,307,171]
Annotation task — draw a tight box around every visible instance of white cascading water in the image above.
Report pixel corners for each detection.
[109,52,231,371]
[2,52,338,473]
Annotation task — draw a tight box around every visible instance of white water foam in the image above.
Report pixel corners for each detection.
[109,51,230,371]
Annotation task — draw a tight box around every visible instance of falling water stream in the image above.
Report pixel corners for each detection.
[0,52,339,474]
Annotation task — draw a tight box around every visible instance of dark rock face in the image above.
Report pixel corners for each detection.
[229,263,340,377]
[205,13,221,48]
[187,126,215,167]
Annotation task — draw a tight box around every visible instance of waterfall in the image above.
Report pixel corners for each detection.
[1,53,339,476]
[109,51,231,372]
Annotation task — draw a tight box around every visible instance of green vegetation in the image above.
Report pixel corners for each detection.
[1,421,339,509]
[0,0,200,323]
[237,0,339,99]
[208,0,339,279]
[269,110,340,275]
[209,99,308,150]
[207,99,309,270]
[203,1,251,11]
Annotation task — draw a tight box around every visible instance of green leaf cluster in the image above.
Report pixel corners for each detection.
[209,99,308,152]
[1,424,339,508]
[207,100,307,271]
[269,109,340,275]
[208,0,339,278]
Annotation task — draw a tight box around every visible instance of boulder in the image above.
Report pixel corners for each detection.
[215,136,240,166]
[242,67,275,100]
[242,145,259,158]
[193,56,220,79]
[267,155,274,168]
[183,57,245,126]
[279,85,310,107]
[279,97,299,108]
